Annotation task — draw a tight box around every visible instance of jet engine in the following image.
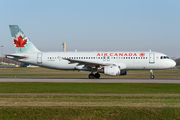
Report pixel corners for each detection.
[100,66,120,76]
[104,66,120,76]
[98,66,127,76]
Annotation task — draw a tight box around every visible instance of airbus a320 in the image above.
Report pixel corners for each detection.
[6,25,176,79]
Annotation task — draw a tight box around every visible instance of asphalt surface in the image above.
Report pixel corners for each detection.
[0,78,180,83]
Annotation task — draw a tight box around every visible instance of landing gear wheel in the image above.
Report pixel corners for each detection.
[94,73,100,79]
[150,70,155,79]
[150,75,155,79]
[88,74,94,79]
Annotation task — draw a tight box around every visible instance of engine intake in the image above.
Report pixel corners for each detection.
[98,66,127,76]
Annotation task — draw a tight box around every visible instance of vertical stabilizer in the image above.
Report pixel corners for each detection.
[9,25,40,53]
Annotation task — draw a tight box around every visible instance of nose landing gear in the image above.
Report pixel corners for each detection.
[150,70,155,79]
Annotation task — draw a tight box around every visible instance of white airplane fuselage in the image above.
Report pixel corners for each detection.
[11,51,175,70]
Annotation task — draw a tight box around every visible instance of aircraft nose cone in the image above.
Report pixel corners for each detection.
[170,60,176,68]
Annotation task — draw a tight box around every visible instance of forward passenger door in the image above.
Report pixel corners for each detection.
[149,53,155,64]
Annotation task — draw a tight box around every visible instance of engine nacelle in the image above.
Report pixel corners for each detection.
[104,66,120,76]
[97,66,127,76]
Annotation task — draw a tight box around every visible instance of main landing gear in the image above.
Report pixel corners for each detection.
[150,70,155,79]
[88,72,100,79]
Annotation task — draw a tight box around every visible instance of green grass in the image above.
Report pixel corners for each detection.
[0,67,179,78]
[0,74,88,78]
[0,74,179,79]
[0,83,180,119]
[0,68,179,119]
[0,95,180,119]
[0,67,88,73]
[0,83,180,94]
[1,96,180,107]
[0,107,180,120]
[0,67,180,79]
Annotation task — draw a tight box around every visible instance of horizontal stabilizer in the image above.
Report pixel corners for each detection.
[6,54,27,59]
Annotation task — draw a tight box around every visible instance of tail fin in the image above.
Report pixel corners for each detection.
[9,25,40,53]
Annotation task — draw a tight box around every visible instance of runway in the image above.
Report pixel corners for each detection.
[0,78,180,83]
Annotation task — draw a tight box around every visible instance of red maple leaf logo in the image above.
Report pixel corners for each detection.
[14,35,27,48]
[139,53,145,57]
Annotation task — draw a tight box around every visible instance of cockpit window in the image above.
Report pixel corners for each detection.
[160,56,169,59]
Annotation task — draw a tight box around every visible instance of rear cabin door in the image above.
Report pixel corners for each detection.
[149,53,155,64]
[37,53,42,64]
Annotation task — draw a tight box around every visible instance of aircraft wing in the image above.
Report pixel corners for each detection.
[65,58,114,68]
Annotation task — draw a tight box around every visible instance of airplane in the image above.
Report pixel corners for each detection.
[6,25,176,79]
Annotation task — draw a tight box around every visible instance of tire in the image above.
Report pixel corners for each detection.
[150,75,155,79]
[88,74,94,79]
[94,73,100,79]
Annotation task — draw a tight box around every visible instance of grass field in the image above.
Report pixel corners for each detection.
[0,83,180,119]
[1,83,180,94]
[0,68,180,119]
[0,83,180,108]
[0,67,85,73]
[1,95,180,107]
[1,107,180,120]
[0,67,179,79]
[1,74,180,79]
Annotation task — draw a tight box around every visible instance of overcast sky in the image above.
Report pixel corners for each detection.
[0,0,179,58]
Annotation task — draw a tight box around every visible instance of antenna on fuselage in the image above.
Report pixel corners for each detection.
[149,49,152,52]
